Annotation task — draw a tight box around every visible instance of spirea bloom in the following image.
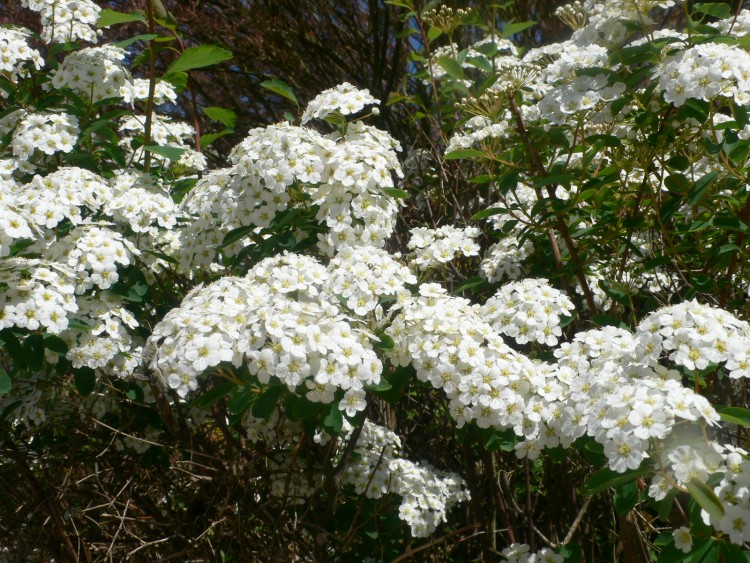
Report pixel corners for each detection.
[301,82,378,123]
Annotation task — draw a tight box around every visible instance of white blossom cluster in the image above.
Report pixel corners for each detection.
[301,82,378,124]
[407,225,480,269]
[180,116,404,267]
[244,406,470,536]
[478,183,539,283]
[656,43,750,107]
[446,115,511,151]
[0,165,147,379]
[10,111,79,164]
[481,279,575,346]
[501,543,563,563]
[386,284,563,450]
[62,293,140,377]
[340,419,470,537]
[21,0,101,44]
[0,258,76,333]
[46,225,139,292]
[636,300,750,377]
[106,171,179,236]
[0,181,34,257]
[311,121,403,253]
[119,114,197,166]
[480,237,534,282]
[0,27,44,87]
[13,167,112,230]
[529,39,627,125]
[50,46,136,103]
[132,78,179,105]
[553,325,720,473]
[145,253,383,415]
[328,245,416,317]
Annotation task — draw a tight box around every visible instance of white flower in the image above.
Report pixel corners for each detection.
[672,526,693,553]
[340,388,367,417]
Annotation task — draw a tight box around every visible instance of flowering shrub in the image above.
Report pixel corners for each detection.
[5,0,750,560]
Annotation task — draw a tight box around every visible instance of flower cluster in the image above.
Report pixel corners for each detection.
[657,43,750,107]
[301,82,378,124]
[106,171,179,236]
[180,114,404,268]
[145,253,382,413]
[387,283,566,452]
[407,225,480,269]
[11,112,79,163]
[0,27,44,86]
[341,419,470,537]
[21,0,101,44]
[481,279,575,346]
[501,543,563,563]
[0,258,76,334]
[14,167,112,230]
[480,237,534,282]
[328,245,416,317]
[47,225,139,292]
[50,46,135,103]
[119,114,195,164]
[447,115,511,151]
[62,293,140,378]
[554,325,720,473]
[635,300,750,377]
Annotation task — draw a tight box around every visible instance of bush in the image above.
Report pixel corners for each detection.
[3,1,750,561]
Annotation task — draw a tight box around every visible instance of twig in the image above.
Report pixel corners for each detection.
[392,523,481,562]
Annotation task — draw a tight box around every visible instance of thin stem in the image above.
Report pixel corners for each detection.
[143,0,158,172]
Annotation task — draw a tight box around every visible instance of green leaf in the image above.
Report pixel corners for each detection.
[144,145,186,161]
[24,334,44,372]
[374,333,394,351]
[614,480,640,516]
[114,34,158,49]
[582,466,650,495]
[718,540,749,563]
[712,216,750,233]
[74,368,96,396]
[219,225,257,249]
[290,396,324,420]
[454,276,490,293]
[693,3,732,19]
[598,279,631,306]
[164,45,233,77]
[200,130,233,148]
[382,188,411,199]
[43,335,68,355]
[251,385,286,419]
[377,365,413,404]
[163,71,188,93]
[687,478,724,521]
[435,56,464,80]
[260,79,299,107]
[445,148,485,160]
[500,20,536,39]
[427,26,443,41]
[0,370,10,395]
[323,404,343,433]
[688,171,720,206]
[717,406,750,428]
[192,381,235,408]
[97,8,146,27]
[203,106,237,129]
[471,207,505,221]
[227,385,254,416]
